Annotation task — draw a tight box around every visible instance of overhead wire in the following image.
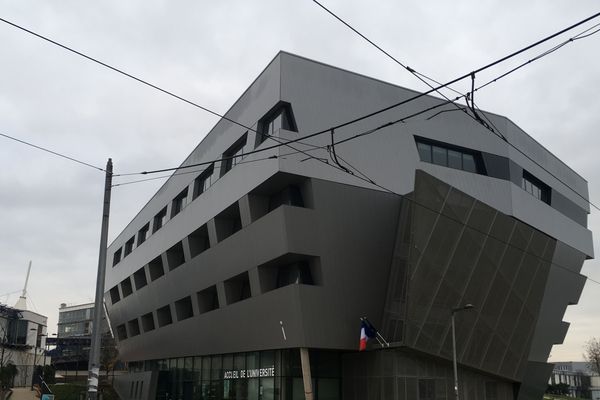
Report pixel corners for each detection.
[3,13,599,211]
[473,21,600,93]
[2,12,599,176]
[311,0,476,121]
[2,17,596,286]
[0,131,105,172]
[0,17,254,135]
[308,2,600,210]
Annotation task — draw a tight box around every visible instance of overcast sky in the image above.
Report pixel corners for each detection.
[0,1,598,361]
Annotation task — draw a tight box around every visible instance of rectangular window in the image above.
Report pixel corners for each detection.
[156,305,173,327]
[121,277,133,298]
[148,255,165,281]
[417,142,432,163]
[414,137,486,175]
[112,248,122,267]
[116,324,127,341]
[175,296,194,321]
[137,223,149,246]
[153,207,168,233]
[141,312,155,332]
[521,170,551,204]
[221,134,248,177]
[197,286,219,314]
[109,286,121,304]
[124,237,134,257]
[432,145,447,166]
[255,101,298,147]
[171,188,188,218]
[128,318,141,337]
[193,164,214,199]
[133,267,148,290]
[447,149,462,169]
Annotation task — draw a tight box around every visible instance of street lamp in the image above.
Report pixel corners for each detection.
[451,304,475,400]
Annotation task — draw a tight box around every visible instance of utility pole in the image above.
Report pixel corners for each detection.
[87,159,113,400]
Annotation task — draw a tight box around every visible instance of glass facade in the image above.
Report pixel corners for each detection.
[137,349,340,400]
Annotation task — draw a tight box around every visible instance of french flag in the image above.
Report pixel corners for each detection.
[359,319,376,351]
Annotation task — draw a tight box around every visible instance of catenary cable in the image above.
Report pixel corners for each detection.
[3,14,598,210]
[0,131,105,172]
[310,0,474,119]
[473,21,600,93]
[0,17,255,135]
[3,12,600,174]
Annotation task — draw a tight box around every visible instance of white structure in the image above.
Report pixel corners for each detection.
[0,304,48,387]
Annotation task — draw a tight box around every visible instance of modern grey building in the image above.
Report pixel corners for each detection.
[104,52,593,400]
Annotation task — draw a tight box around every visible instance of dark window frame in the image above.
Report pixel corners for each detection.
[112,248,122,267]
[124,236,135,257]
[171,187,189,218]
[193,163,215,199]
[255,101,298,147]
[221,133,248,177]
[153,207,168,233]
[414,136,487,175]
[521,170,551,204]
[137,223,150,246]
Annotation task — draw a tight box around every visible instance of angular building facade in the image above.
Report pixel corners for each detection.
[104,52,593,400]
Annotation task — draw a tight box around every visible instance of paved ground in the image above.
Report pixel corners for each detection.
[8,388,37,400]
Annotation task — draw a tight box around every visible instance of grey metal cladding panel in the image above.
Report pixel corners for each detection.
[105,155,280,289]
[481,152,511,180]
[552,241,587,273]
[292,179,402,350]
[107,55,283,255]
[504,119,589,212]
[552,190,588,226]
[403,171,560,382]
[510,187,593,258]
[517,361,555,400]
[119,285,305,361]
[528,243,587,362]
[107,205,318,329]
[117,178,401,359]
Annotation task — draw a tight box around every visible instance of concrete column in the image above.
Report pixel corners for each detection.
[181,236,193,262]
[207,219,219,247]
[216,282,227,308]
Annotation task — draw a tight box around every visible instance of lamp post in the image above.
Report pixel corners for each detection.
[451,304,475,400]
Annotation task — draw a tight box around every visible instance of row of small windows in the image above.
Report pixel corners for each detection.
[416,138,484,174]
[112,102,298,267]
[415,137,553,207]
[115,256,320,341]
[109,177,309,306]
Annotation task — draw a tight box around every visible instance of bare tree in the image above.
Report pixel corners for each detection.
[584,337,600,376]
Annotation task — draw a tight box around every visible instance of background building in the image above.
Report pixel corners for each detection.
[50,302,94,373]
[0,303,48,387]
[550,362,600,399]
[104,52,593,400]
